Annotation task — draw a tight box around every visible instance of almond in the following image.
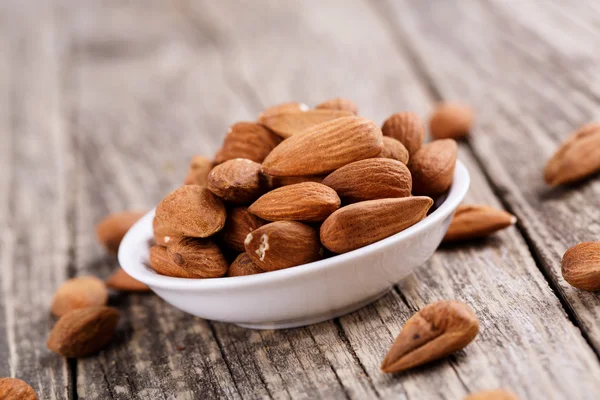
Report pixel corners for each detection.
[379,136,409,164]
[221,207,267,252]
[166,237,228,278]
[322,158,412,203]
[0,378,38,400]
[183,155,214,186]
[106,268,150,292]
[262,116,383,176]
[215,122,282,164]
[381,300,479,373]
[544,123,600,186]
[264,174,325,188]
[96,210,146,254]
[443,205,517,242]
[561,242,600,291]
[429,103,474,140]
[207,158,267,204]
[244,221,322,271]
[155,185,226,238]
[47,306,120,358]
[149,245,197,278]
[249,182,341,222]
[381,112,425,156]
[409,139,457,197]
[260,109,353,139]
[227,253,264,277]
[258,101,310,123]
[464,390,519,400]
[320,197,433,253]
[51,276,108,317]
[152,216,180,246]
[315,97,358,115]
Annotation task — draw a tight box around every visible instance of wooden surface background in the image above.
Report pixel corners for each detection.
[2,0,600,399]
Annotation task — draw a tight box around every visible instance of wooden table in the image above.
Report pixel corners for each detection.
[2,1,600,399]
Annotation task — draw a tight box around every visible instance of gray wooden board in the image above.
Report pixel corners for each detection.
[2,0,600,399]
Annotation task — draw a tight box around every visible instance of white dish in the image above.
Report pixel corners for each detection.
[119,161,470,329]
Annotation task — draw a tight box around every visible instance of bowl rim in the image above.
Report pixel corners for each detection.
[119,160,470,291]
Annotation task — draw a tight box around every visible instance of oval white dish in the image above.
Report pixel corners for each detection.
[119,160,470,329]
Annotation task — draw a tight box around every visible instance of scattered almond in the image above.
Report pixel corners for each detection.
[315,97,358,115]
[381,112,425,156]
[381,300,479,373]
[378,136,409,164]
[166,237,228,278]
[320,197,433,253]
[153,216,180,246]
[0,378,38,400]
[464,390,520,400]
[258,101,310,123]
[47,306,120,358]
[51,276,108,318]
[443,205,517,242]
[430,103,474,140]
[215,122,282,164]
[183,155,213,186]
[96,210,146,254]
[244,221,322,271]
[409,139,457,197]
[208,158,267,204]
[561,242,600,291]
[260,109,353,139]
[227,253,264,277]
[149,245,197,278]
[322,158,412,203]
[155,185,226,238]
[249,182,341,222]
[221,207,267,253]
[106,268,150,292]
[262,116,383,176]
[544,123,600,186]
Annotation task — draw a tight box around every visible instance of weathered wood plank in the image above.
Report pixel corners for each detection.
[0,1,72,399]
[378,0,600,360]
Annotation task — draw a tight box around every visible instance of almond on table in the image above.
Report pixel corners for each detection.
[561,242,600,291]
[106,268,150,292]
[0,378,38,400]
[96,210,146,254]
[464,390,520,400]
[429,102,474,140]
[443,205,517,243]
[51,276,108,317]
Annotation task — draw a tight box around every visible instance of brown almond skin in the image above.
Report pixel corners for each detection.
[249,182,341,222]
[183,155,214,186]
[409,139,457,197]
[208,158,267,204]
[322,158,412,203]
[464,390,520,400]
[262,116,383,176]
[155,186,226,238]
[47,306,120,358]
[221,207,267,253]
[264,174,325,188]
[315,97,358,115]
[378,136,409,164]
[430,103,474,140]
[153,216,180,246]
[258,101,309,123]
[106,268,150,292]
[166,237,228,278]
[244,221,322,271]
[562,242,600,291]
[443,205,517,242]
[149,245,197,278]
[0,378,38,400]
[320,197,433,254]
[260,109,353,139]
[227,253,264,277]
[544,123,600,186]
[381,112,425,156]
[215,122,282,164]
[381,300,479,373]
[96,210,146,254]
[51,276,108,317]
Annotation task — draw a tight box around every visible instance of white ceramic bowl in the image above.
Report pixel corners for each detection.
[119,161,470,329]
